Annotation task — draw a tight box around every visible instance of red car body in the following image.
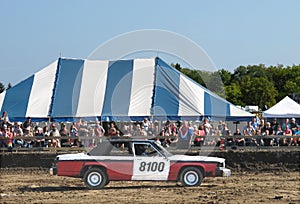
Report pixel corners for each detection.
[50,140,231,189]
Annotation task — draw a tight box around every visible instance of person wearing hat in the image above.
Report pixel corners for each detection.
[271,118,279,131]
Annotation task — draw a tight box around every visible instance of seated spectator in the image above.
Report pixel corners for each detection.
[22,117,32,132]
[294,125,300,146]
[225,130,235,147]
[221,123,229,136]
[263,122,274,146]
[108,122,117,137]
[274,125,283,146]
[243,121,255,136]
[283,126,293,146]
[34,126,44,147]
[13,122,24,147]
[270,118,279,131]
[234,129,245,146]
[59,123,70,147]
[294,125,300,135]
[194,125,205,146]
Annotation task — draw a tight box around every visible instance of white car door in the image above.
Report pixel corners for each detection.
[132,143,170,181]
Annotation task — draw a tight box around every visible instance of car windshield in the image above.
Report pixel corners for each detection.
[153,141,173,158]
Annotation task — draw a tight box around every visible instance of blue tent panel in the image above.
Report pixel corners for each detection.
[101,59,134,116]
[204,92,230,117]
[153,58,180,116]
[50,58,84,117]
[1,76,34,119]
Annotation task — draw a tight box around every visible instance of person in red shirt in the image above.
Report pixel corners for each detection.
[283,126,292,146]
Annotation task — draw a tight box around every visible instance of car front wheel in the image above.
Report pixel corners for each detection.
[84,168,108,189]
[180,167,203,187]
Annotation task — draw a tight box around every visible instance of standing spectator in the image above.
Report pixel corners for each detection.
[203,118,212,136]
[290,118,298,134]
[94,123,105,144]
[70,123,80,147]
[1,111,9,122]
[50,123,61,148]
[5,126,13,151]
[281,118,290,131]
[176,121,193,149]
[251,117,259,130]
[43,126,51,147]
[142,118,150,132]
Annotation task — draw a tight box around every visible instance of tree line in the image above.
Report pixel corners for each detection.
[1,63,299,110]
[171,63,300,109]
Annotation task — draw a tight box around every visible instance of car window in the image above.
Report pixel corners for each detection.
[134,143,160,157]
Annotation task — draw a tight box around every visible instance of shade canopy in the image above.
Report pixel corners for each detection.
[0,57,253,122]
[262,96,300,118]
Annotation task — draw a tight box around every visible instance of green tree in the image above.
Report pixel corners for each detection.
[170,63,182,72]
[218,69,232,86]
[0,82,5,93]
[240,76,278,108]
[225,83,243,106]
[7,83,12,90]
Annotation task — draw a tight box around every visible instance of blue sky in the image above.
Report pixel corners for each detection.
[1,0,299,86]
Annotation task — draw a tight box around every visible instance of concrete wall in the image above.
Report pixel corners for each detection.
[0,150,299,172]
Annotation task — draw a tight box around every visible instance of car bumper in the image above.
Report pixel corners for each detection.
[216,167,231,177]
[49,167,57,175]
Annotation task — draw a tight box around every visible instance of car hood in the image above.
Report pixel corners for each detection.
[168,155,225,163]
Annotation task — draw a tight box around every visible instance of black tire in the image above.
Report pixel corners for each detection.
[83,168,108,189]
[180,167,203,187]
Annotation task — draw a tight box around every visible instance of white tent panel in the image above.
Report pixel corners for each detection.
[128,59,156,116]
[178,75,204,116]
[76,60,109,116]
[0,91,6,111]
[230,105,253,118]
[26,61,57,117]
[262,96,300,118]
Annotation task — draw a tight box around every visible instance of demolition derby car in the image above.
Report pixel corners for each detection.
[50,139,231,189]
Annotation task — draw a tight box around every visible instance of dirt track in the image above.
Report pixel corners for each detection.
[0,169,299,204]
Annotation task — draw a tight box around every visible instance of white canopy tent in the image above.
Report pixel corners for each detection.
[262,96,300,118]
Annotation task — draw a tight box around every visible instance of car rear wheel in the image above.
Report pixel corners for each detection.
[84,168,108,189]
[180,167,203,187]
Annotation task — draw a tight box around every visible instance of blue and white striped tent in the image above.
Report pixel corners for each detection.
[0,57,253,122]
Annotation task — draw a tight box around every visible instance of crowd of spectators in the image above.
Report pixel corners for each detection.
[0,110,299,150]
